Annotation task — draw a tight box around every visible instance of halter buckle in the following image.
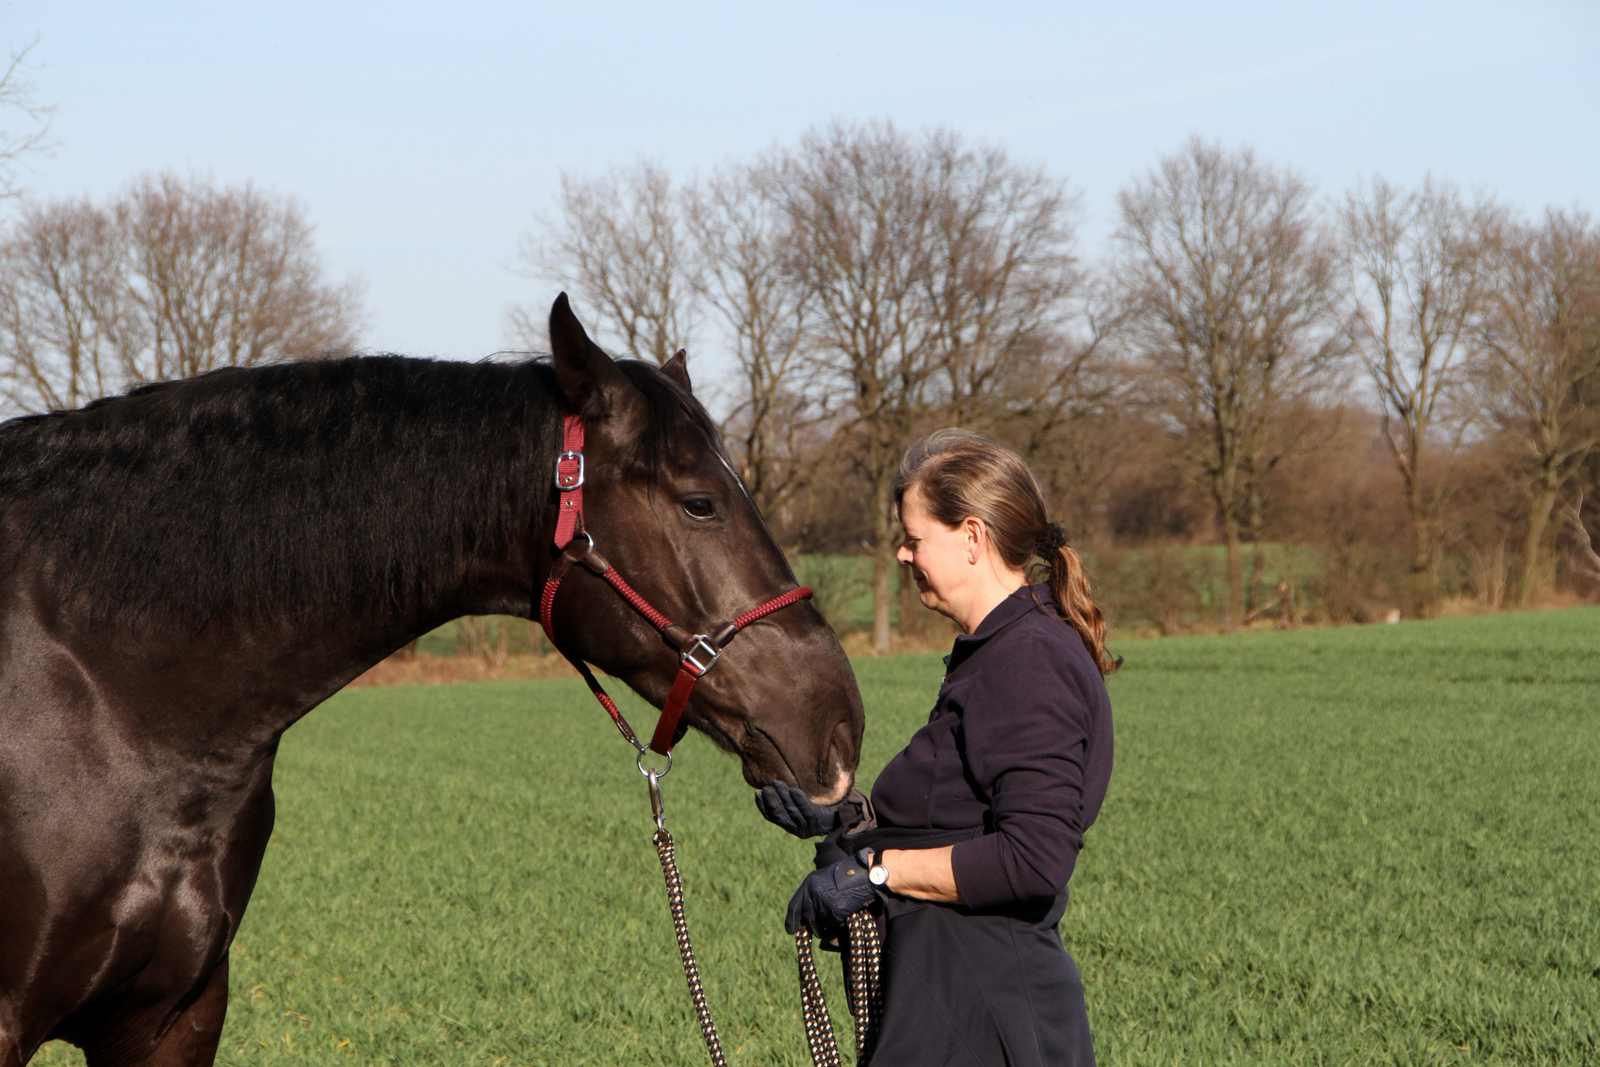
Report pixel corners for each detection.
[681,634,721,676]
[554,450,585,490]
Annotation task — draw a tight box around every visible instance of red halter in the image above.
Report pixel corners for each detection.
[539,413,814,756]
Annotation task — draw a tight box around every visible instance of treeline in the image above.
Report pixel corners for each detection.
[0,173,362,411]
[514,122,1600,649]
[3,114,1596,650]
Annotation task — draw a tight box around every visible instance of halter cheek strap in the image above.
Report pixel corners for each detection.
[553,414,585,549]
[539,413,813,756]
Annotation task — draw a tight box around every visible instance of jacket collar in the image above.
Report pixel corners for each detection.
[945,583,1052,673]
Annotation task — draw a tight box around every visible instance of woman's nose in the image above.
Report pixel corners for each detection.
[895,546,912,565]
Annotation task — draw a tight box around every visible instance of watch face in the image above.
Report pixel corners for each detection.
[869,865,889,886]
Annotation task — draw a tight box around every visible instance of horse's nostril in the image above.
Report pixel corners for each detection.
[806,725,857,806]
[829,719,861,771]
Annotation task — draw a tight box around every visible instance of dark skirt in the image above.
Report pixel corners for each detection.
[820,827,1097,1067]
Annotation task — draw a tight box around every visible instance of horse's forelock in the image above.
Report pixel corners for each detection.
[613,360,735,482]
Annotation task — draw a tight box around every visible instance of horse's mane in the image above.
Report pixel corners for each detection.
[0,354,718,629]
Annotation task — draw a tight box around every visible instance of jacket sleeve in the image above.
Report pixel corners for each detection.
[948,626,1095,908]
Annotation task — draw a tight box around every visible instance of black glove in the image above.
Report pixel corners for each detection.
[785,848,879,935]
[755,780,844,838]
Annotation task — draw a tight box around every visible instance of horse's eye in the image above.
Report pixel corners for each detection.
[682,497,716,520]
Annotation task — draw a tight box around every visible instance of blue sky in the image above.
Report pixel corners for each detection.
[5,1,1598,381]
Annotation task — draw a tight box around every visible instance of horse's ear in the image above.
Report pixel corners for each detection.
[549,293,645,427]
[662,349,692,393]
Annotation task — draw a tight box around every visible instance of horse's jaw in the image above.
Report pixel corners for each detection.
[732,717,858,806]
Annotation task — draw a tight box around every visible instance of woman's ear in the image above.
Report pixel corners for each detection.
[965,516,984,565]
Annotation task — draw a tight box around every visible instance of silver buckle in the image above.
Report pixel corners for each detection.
[681,634,721,676]
[554,450,585,490]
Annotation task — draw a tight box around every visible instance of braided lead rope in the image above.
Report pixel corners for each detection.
[844,911,883,1063]
[795,928,842,1067]
[645,797,882,1067]
[653,826,728,1067]
[795,915,882,1067]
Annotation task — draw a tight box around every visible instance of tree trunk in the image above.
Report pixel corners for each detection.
[1243,474,1266,615]
[872,546,893,654]
[1246,540,1267,616]
[871,469,895,655]
[1409,542,1434,618]
[1222,514,1243,631]
[1405,466,1436,617]
[1518,483,1561,606]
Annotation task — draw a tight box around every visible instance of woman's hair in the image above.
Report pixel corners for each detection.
[893,428,1119,676]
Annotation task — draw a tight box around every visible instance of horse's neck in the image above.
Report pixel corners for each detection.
[81,554,539,755]
[99,477,552,750]
[12,357,565,747]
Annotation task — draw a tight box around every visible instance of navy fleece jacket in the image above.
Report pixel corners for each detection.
[870,584,1114,909]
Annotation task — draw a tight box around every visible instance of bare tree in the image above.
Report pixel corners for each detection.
[0,197,136,411]
[685,163,821,520]
[1013,362,1141,546]
[924,145,1085,431]
[773,122,1084,651]
[1340,176,1502,615]
[0,173,362,413]
[1476,208,1600,602]
[118,173,362,383]
[774,121,948,653]
[1114,139,1345,629]
[511,159,698,364]
[1,38,54,202]
[1005,279,1131,476]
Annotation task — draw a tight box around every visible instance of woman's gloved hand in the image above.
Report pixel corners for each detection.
[785,848,880,935]
[755,780,845,838]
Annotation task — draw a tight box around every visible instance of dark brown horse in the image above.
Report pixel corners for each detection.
[0,295,863,1067]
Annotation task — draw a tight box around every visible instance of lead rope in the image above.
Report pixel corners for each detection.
[845,911,884,1061]
[795,928,841,1066]
[647,769,728,1067]
[795,911,883,1066]
[646,765,882,1067]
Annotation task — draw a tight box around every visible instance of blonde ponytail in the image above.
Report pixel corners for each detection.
[1041,544,1118,677]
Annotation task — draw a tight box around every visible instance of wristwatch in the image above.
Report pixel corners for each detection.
[868,852,889,886]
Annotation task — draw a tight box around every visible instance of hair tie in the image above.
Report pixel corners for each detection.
[1034,521,1068,555]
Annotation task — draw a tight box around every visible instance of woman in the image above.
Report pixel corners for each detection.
[758,429,1116,1066]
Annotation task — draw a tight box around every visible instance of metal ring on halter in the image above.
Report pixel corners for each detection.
[637,747,674,778]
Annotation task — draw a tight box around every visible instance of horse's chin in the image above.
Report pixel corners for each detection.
[737,724,854,805]
[739,761,851,807]
[805,772,853,807]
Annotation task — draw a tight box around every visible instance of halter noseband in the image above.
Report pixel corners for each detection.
[538,413,814,757]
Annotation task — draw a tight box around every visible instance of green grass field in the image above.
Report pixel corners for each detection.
[34,608,1600,1066]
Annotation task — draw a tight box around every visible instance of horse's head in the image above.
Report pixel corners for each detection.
[539,295,862,803]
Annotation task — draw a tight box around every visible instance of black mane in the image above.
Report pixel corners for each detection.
[0,354,718,629]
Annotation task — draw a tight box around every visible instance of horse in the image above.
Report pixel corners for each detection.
[0,294,864,1067]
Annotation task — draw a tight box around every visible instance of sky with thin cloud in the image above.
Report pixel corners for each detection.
[6,1,1597,386]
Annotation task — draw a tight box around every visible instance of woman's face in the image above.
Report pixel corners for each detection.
[895,484,971,622]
